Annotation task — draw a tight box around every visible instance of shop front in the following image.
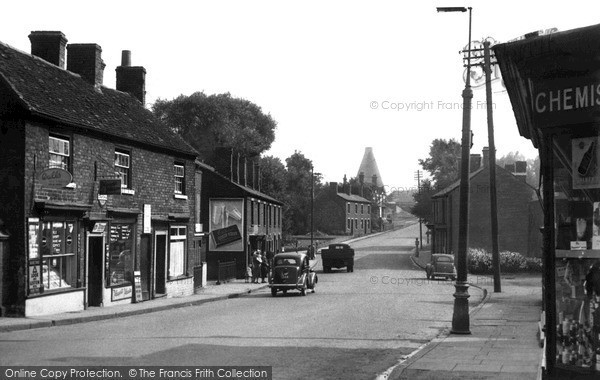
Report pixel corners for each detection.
[494,24,600,378]
[25,204,89,317]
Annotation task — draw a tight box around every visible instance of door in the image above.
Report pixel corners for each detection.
[140,235,152,301]
[154,232,167,296]
[87,235,103,307]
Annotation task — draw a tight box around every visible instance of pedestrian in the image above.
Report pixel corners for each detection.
[260,252,269,283]
[252,250,262,283]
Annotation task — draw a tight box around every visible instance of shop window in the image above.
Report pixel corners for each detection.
[115,149,131,189]
[49,135,70,172]
[108,223,134,286]
[174,163,185,194]
[37,220,77,291]
[169,226,187,278]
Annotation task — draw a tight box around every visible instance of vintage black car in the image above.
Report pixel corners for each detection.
[425,253,457,281]
[269,252,317,296]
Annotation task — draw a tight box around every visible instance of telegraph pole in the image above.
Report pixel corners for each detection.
[414,170,423,249]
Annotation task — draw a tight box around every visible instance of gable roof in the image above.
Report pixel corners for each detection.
[432,164,535,198]
[198,160,283,205]
[0,41,197,157]
[336,192,370,203]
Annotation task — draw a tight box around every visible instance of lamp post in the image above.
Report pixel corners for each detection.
[437,5,472,335]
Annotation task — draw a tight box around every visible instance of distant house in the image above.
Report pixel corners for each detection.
[0,32,199,317]
[315,182,372,236]
[429,148,543,258]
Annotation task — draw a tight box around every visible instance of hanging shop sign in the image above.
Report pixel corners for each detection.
[38,168,72,189]
[99,179,122,195]
[493,24,600,144]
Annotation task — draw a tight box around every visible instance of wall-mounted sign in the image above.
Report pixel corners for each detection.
[39,168,72,188]
[99,179,122,195]
[133,270,143,303]
[209,199,244,251]
[211,224,242,248]
[92,222,106,233]
[97,194,107,207]
[111,285,132,301]
[143,204,152,234]
[572,137,600,189]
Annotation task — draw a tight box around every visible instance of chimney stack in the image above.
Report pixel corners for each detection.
[116,50,146,105]
[515,161,527,182]
[29,31,68,69]
[482,147,490,167]
[66,43,105,87]
[330,182,339,193]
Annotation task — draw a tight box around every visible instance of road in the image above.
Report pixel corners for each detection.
[0,223,485,379]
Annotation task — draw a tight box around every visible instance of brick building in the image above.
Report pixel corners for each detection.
[429,148,543,258]
[0,32,200,317]
[315,182,372,236]
[200,151,283,279]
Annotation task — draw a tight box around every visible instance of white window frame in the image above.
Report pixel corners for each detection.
[49,135,70,171]
[115,150,131,189]
[174,163,185,194]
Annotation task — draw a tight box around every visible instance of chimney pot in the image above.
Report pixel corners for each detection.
[121,50,131,66]
[482,147,490,167]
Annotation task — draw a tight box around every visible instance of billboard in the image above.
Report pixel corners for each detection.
[209,199,244,251]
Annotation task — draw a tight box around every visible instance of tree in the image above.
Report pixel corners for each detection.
[419,138,462,190]
[258,156,287,201]
[152,92,277,164]
[283,151,314,236]
[410,179,435,223]
[412,139,462,222]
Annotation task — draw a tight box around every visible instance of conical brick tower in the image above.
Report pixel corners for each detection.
[357,147,384,188]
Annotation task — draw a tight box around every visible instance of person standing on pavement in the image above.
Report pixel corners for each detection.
[252,249,262,284]
[260,251,269,283]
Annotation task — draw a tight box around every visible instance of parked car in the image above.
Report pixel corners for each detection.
[425,253,457,280]
[321,243,354,273]
[269,252,317,296]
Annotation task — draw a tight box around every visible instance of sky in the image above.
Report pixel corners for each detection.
[2,0,600,192]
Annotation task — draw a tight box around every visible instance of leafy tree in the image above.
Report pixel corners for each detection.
[412,138,462,222]
[410,179,435,223]
[419,138,462,190]
[283,151,314,236]
[258,155,287,201]
[152,92,276,164]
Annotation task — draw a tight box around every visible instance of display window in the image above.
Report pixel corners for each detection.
[552,131,600,372]
[108,223,134,286]
[28,218,79,294]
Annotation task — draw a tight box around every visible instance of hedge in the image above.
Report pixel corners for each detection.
[467,248,542,274]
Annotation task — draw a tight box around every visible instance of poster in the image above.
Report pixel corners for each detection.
[28,265,41,294]
[209,199,244,251]
[28,221,39,260]
[572,137,600,189]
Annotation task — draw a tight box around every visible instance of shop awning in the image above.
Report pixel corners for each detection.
[493,23,600,147]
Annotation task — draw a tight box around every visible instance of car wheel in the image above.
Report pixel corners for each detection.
[271,288,277,297]
[301,288,306,296]
[450,276,456,281]
[347,266,352,273]
[282,289,287,295]
[426,271,431,280]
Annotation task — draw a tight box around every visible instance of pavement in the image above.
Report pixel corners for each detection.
[389,248,544,380]
[0,259,319,333]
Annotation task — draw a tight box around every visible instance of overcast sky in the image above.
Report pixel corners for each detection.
[2,0,600,191]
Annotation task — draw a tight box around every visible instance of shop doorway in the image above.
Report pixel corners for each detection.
[140,235,152,301]
[87,235,104,307]
[154,231,167,296]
